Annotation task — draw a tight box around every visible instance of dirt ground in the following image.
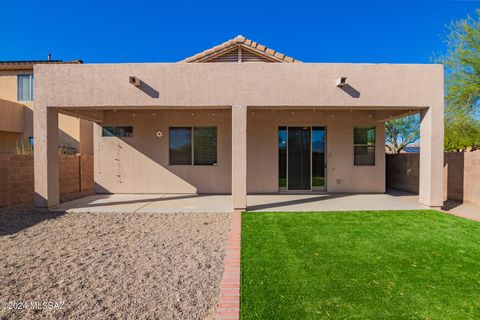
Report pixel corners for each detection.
[0,208,231,320]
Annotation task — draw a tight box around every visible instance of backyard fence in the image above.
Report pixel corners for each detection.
[0,154,94,208]
[386,151,480,206]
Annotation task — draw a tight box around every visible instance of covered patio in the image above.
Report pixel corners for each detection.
[33,61,444,212]
[53,193,426,213]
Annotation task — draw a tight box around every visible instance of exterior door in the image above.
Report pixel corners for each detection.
[288,127,311,190]
[278,126,326,191]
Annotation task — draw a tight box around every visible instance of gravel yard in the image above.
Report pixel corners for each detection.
[0,208,231,320]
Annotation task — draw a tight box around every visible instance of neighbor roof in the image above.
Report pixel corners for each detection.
[182,35,300,63]
[0,59,83,70]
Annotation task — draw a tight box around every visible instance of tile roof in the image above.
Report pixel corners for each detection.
[0,59,83,70]
[182,35,300,63]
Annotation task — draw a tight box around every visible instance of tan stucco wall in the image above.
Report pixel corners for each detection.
[232,105,247,208]
[93,109,385,194]
[0,70,25,101]
[0,99,24,133]
[34,63,442,109]
[79,119,94,155]
[94,109,231,193]
[247,110,386,193]
[0,70,32,148]
[0,70,91,153]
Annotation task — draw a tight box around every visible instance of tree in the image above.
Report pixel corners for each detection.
[386,9,480,153]
[444,108,480,151]
[385,114,420,154]
[439,9,480,151]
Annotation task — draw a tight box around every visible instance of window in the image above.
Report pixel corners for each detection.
[354,126,375,166]
[194,127,217,165]
[169,127,217,165]
[101,126,133,137]
[169,127,192,165]
[18,74,34,101]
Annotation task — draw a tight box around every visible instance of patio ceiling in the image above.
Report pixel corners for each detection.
[57,107,421,123]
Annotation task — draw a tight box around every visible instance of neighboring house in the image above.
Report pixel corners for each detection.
[32,36,444,211]
[0,58,93,154]
[385,144,420,153]
[402,145,420,153]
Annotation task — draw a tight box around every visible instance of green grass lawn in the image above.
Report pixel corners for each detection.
[241,211,480,319]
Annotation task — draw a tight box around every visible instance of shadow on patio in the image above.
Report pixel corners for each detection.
[54,192,426,214]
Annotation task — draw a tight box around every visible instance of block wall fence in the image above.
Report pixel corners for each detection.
[0,154,93,208]
[2,152,477,208]
[386,151,480,206]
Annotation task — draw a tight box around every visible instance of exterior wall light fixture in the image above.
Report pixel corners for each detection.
[129,76,141,87]
[336,77,347,87]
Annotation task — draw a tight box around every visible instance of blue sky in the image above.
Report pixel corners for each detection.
[0,0,477,64]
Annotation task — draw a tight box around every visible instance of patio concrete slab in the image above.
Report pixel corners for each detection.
[387,189,480,222]
[446,202,480,222]
[247,193,427,212]
[54,194,233,213]
[55,193,426,213]
[137,194,233,213]
[54,194,169,213]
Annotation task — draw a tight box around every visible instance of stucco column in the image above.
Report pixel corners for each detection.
[419,106,444,207]
[231,105,247,210]
[34,107,59,211]
[79,119,94,155]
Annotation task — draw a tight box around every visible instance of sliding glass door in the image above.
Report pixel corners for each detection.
[278,126,326,191]
[288,127,311,190]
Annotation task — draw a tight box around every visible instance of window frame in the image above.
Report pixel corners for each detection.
[169,127,193,165]
[101,126,134,137]
[353,126,376,166]
[17,74,34,102]
[193,127,217,166]
[169,126,218,166]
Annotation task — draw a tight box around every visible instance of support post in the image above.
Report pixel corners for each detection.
[419,106,444,207]
[231,105,247,210]
[34,107,59,211]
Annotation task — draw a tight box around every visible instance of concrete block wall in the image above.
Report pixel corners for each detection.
[59,155,81,202]
[81,155,94,194]
[0,154,13,206]
[444,153,464,202]
[0,154,93,208]
[459,151,480,204]
[386,151,480,206]
[386,153,419,193]
[10,155,35,205]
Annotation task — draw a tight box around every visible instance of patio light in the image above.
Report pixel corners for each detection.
[336,77,347,87]
[129,76,141,87]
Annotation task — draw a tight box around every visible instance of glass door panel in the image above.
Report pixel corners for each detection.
[312,127,326,189]
[287,127,311,190]
[278,127,287,190]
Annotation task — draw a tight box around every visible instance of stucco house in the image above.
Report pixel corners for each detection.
[0,58,92,154]
[33,36,444,211]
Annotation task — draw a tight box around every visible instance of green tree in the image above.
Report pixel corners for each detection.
[385,115,420,154]
[439,9,480,151]
[444,108,480,151]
